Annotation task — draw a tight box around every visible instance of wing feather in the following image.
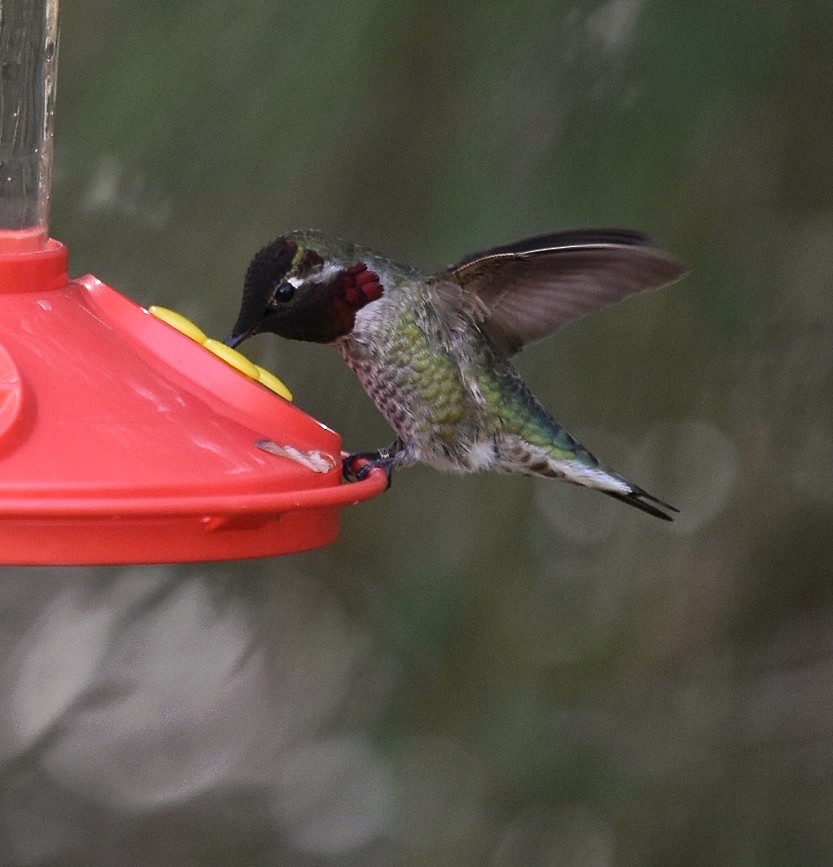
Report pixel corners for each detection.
[432,229,685,355]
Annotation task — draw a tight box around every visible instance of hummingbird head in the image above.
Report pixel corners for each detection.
[225,234,384,348]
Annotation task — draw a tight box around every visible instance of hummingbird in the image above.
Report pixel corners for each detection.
[226,229,684,520]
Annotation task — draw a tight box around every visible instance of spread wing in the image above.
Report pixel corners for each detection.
[430,229,685,356]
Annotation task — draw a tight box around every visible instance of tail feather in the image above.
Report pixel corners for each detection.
[545,454,679,522]
[602,487,679,522]
[493,433,678,521]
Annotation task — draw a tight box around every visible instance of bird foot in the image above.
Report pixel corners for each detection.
[342,450,397,489]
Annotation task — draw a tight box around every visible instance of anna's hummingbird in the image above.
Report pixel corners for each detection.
[226,229,684,520]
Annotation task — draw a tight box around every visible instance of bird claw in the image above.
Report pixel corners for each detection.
[342,451,396,490]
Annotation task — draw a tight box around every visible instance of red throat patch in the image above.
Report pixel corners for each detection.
[339,263,383,309]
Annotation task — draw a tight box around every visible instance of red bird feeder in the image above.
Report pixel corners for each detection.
[0,3,385,564]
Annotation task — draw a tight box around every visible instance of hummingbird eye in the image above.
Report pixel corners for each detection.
[272,282,295,304]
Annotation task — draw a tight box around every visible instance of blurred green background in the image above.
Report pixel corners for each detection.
[3,1,833,864]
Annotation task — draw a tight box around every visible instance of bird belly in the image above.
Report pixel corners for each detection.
[336,326,492,472]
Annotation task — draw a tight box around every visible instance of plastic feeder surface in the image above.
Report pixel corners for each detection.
[0,240,386,565]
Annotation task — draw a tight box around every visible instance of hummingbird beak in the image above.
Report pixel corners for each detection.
[224,332,245,349]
